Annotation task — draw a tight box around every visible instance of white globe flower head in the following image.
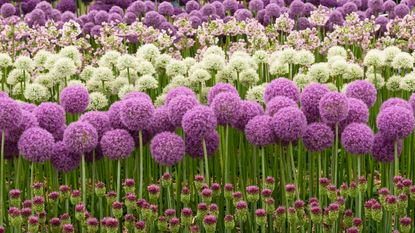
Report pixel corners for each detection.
[365,72,385,90]
[279,48,297,64]
[216,65,237,83]
[295,50,315,66]
[155,93,166,107]
[229,56,248,73]
[391,52,414,70]
[232,51,250,58]
[98,50,121,69]
[109,77,129,95]
[325,83,338,92]
[308,63,330,83]
[327,46,347,60]
[80,65,96,81]
[44,54,60,71]
[327,55,346,67]
[35,73,57,88]
[14,56,34,72]
[269,60,289,76]
[12,83,24,96]
[0,53,12,68]
[51,57,77,81]
[202,54,225,72]
[24,83,49,103]
[67,80,86,87]
[118,84,138,99]
[171,75,191,87]
[400,73,415,92]
[7,69,29,85]
[203,45,226,58]
[386,75,402,92]
[253,50,269,65]
[93,66,114,82]
[34,50,52,68]
[246,84,266,104]
[343,63,364,80]
[155,54,172,71]
[246,56,258,71]
[59,46,82,67]
[384,46,401,65]
[330,59,348,77]
[119,68,139,83]
[294,73,313,89]
[183,57,197,70]
[136,75,158,91]
[116,54,138,71]
[363,49,385,67]
[239,68,259,87]
[190,68,211,84]
[268,51,282,65]
[166,60,187,77]
[86,78,108,93]
[136,44,160,64]
[188,62,204,77]
[137,60,155,76]
[87,92,108,111]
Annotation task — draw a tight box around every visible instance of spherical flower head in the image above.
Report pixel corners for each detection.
[150,106,176,135]
[150,132,185,166]
[186,0,200,12]
[120,97,154,131]
[35,102,65,132]
[372,132,402,163]
[264,78,300,104]
[57,0,76,13]
[167,95,199,127]
[232,100,264,130]
[303,123,334,152]
[185,130,219,158]
[394,3,409,18]
[107,101,127,130]
[0,98,22,130]
[1,3,16,17]
[272,107,307,143]
[79,111,111,138]
[51,141,80,173]
[158,2,174,16]
[245,115,275,147]
[376,106,415,141]
[18,127,54,163]
[409,93,415,114]
[380,98,412,112]
[207,83,238,106]
[319,92,349,124]
[266,96,297,117]
[300,83,330,123]
[363,49,384,67]
[182,105,217,139]
[100,129,134,160]
[249,0,264,12]
[392,52,414,70]
[165,87,197,106]
[341,123,374,155]
[63,121,98,154]
[60,85,90,114]
[345,80,377,107]
[209,92,241,125]
[341,98,369,128]
[400,74,415,92]
[14,56,34,72]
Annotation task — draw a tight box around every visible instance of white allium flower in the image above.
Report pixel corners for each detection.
[183,57,197,70]
[202,54,225,72]
[327,46,347,59]
[391,52,414,70]
[400,73,415,91]
[109,77,129,95]
[93,67,114,82]
[88,92,108,110]
[268,51,282,65]
[137,60,155,76]
[59,46,82,67]
[80,65,96,81]
[188,63,204,76]
[386,75,401,92]
[0,53,12,68]
[384,46,401,65]
[136,75,158,91]
[116,54,138,71]
[166,60,187,77]
[12,83,24,96]
[246,56,258,71]
[246,84,266,104]
[119,68,139,83]
[136,44,160,64]
[308,63,330,83]
[155,54,172,70]
[239,68,259,87]
[34,50,52,68]
[44,54,60,71]
[51,57,77,81]
[24,83,49,103]
[269,60,289,76]
[365,72,385,90]
[253,50,269,64]
[343,63,364,80]
[279,48,297,64]
[229,56,248,73]
[330,59,348,77]
[363,49,385,67]
[203,45,225,58]
[7,69,29,84]
[155,94,166,107]
[86,78,107,93]
[14,56,34,71]
[35,73,57,88]
[190,68,211,84]
[327,55,346,67]
[118,84,137,99]
[325,83,338,92]
[67,80,85,87]
[295,50,315,66]
[171,75,191,87]
[232,51,250,58]
[293,73,313,89]
[216,65,237,83]
[98,50,121,68]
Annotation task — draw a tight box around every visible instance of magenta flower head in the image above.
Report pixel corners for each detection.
[79,111,111,138]
[395,4,409,18]
[211,92,241,125]
[245,115,275,147]
[376,106,415,141]
[107,101,127,130]
[1,3,15,17]
[372,132,403,163]
[0,98,22,130]
[303,123,334,152]
[182,106,217,139]
[266,96,297,117]
[341,123,374,155]
[51,141,80,173]
[120,97,154,131]
[63,121,98,154]
[18,127,54,163]
[149,106,175,135]
[165,87,197,106]
[168,95,199,127]
[345,80,377,107]
[150,132,185,166]
[207,83,238,106]
[185,130,219,158]
[249,0,264,12]
[122,91,152,102]
[264,78,300,103]
[101,129,135,160]
[35,102,65,132]
[300,83,330,123]
[60,85,90,114]
[272,107,307,143]
[319,92,349,124]
[341,98,369,128]
[0,91,9,99]
[232,100,264,131]
[380,98,412,112]
[409,93,415,114]
[6,110,39,143]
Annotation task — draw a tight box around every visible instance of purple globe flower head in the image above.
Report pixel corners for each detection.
[249,0,264,12]
[211,92,241,125]
[25,9,46,27]
[409,93,415,114]
[101,129,135,160]
[144,11,163,28]
[0,98,22,130]
[94,10,109,25]
[371,132,402,163]
[1,3,16,18]
[185,130,219,158]
[118,0,133,8]
[79,15,90,25]
[375,16,388,34]
[320,0,337,7]
[207,83,238,106]
[167,95,199,127]
[340,98,369,129]
[63,121,98,154]
[212,1,225,17]
[303,3,315,16]
[380,98,412,112]
[235,9,252,20]
[150,132,185,166]
[182,105,217,139]
[376,106,415,141]
[351,0,363,7]
[341,123,374,155]
[57,0,76,13]
[60,85,90,114]
[245,115,275,147]
[82,22,94,34]
[0,91,8,99]
[356,10,366,20]
[395,4,409,18]
[21,0,40,14]
[303,123,334,152]
[144,1,155,12]
[265,3,280,18]
[289,0,304,18]
[123,12,136,24]
[368,0,384,11]
[36,1,53,14]
[223,0,238,14]
[173,7,185,16]
[189,15,202,28]
[300,83,330,123]
[232,100,264,130]
[61,11,76,22]
[79,111,111,138]
[35,102,65,133]
[383,0,396,11]
[297,17,310,30]
[120,97,154,131]
[186,0,200,13]
[4,140,19,160]
[264,78,300,104]
[272,107,307,143]
[150,106,176,135]
[19,102,36,113]
[201,3,216,16]
[51,124,66,141]
[319,92,349,124]
[51,141,80,173]
[256,9,266,23]
[18,127,54,163]
[5,110,39,143]
[328,10,344,26]
[159,22,177,35]
[127,0,145,16]
[403,0,415,8]
[109,5,124,16]
[189,10,203,18]
[125,32,138,43]
[108,13,122,22]
[266,96,297,117]
[342,2,358,15]
[122,91,152,102]
[158,2,174,16]
[107,101,128,130]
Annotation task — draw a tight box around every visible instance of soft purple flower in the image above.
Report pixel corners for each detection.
[51,141,80,173]
[266,96,297,117]
[289,0,304,18]
[63,122,98,154]
[380,98,412,112]
[158,2,174,16]
[300,83,330,123]
[249,0,264,12]
[383,0,396,11]
[303,123,334,152]
[232,100,264,130]
[341,123,374,155]
[120,98,154,131]
[328,10,344,26]
[319,92,349,124]
[376,106,415,141]
[109,6,124,16]
[395,4,409,18]
[35,102,65,133]
[182,106,217,139]
[127,0,145,16]
[342,2,358,15]
[18,127,54,163]
[144,11,163,27]
[235,9,252,20]
[165,87,197,106]
[372,132,402,163]
[211,92,241,125]
[223,0,239,13]
[245,115,275,146]
[185,130,219,158]
[345,80,377,107]
[1,3,15,18]
[341,98,369,128]
[150,106,176,135]
[79,111,111,138]
[207,83,238,106]
[265,3,281,18]
[60,85,90,114]
[368,0,384,11]
[320,0,337,7]
[150,132,185,166]
[0,95,22,130]
[272,107,307,142]
[168,95,199,127]
[94,10,109,25]
[100,129,134,160]
[264,78,300,103]
[186,1,200,12]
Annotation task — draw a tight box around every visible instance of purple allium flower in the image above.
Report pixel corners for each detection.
[59,85,89,114]
[49,9,62,21]
[341,98,369,128]
[107,101,127,130]
[186,0,200,13]
[320,0,337,7]
[149,106,176,135]
[109,6,124,16]
[341,123,374,155]
[185,130,219,158]
[18,127,54,163]
[5,110,38,143]
[235,9,253,20]
[1,3,15,18]
[90,25,102,37]
[127,1,145,16]
[123,12,137,24]
[120,98,154,131]
[380,98,412,112]
[249,0,264,12]
[94,10,109,24]
[207,83,238,106]
[158,2,174,16]
[150,132,185,166]
[0,98,22,130]
[223,0,238,13]
[63,121,98,154]
[383,0,396,11]
[345,80,377,107]
[245,115,275,146]
[144,11,163,27]
[395,4,410,18]
[342,2,358,15]
[376,106,415,140]
[319,92,349,124]
[297,17,310,30]
[368,0,384,11]
[100,129,134,160]
[372,132,402,163]
[272,107,306,142]
[300,83,330,123]
[201,3,216,16]
[232,100,264,130]
[61,11,76,22]
[79,111,111,138]
[51,141,80,173]
[182,105,217,139]
[211,92,241,125]
[265,3,281,18]
[57,0,76,13]
[303,123,334,152]
[166,88,197,106]
[167,95,199,127]
[289,0,304,18]
[266,96,297,117]
[264,78,300,104]
[328,10,344,26]
[189,15,202,28]
[35,102,65,133]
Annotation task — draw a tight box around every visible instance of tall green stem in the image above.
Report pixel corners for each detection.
[139,130,144,198]
[394,141,399,194]
[224,125,229,183]
[81,154,87,204]
[332,123,339,186]
[116,159,121,202]
[202,139,210,186]
[0,129,5,225]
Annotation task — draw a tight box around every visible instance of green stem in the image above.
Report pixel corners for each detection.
[0,129,4,225]
[116,159,121,202]
[139,130,144,199]
[394,141,399,194]
[225,125,229,183]
[202,139,210,186]
[81,154,87,204]
[166,167,172,209]
[332,123,339,186]
[261,147,266,188]
[91,150,96,216]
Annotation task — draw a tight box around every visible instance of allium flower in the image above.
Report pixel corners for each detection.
[380,98,412,111]
[392,52,414,70]
[185,131,219,158]
[308,63,330,83]
[51,141,80,173]
[245,115,275,146]
[372,132,402,163]
[246,84,266,103]
[0,53,12,68]
[211,92,241,125]
[232,100,264,130]
[14,56,34,72]
[51,58,76,81]
[137,44,160,64]
[341,98,369,127]
[35,102,65,132]
[120,97,154,131]
[0,98,22,130]
[60,85,90,114]
[319,92,349,124]
[182,105,217,139]
[363,49,384,67]
[1,3,15,17]
[327,46,348,59]
[249,0,264,12]
[79,111,111,138]
[303,123,334,152]
[23,83,48,103]
[165,87,197,106]
[264,78,300,103]
[63,122,98,154]
[341,123,374,155]
[400,74,415,92]
[300,83,330,123]
[168,95,199,127]
[18,127,54,163]
[80,66,95,81]
[101,129,134,160]
[272,107,306,142]
[207,83,238,106]
[150,106,176,135]
[345,80,377,107]
[59,46,81,67]
[92,67,114,83]
[150,132,185,166]
[376,106,415,141]
[266,96,297,117]
[343,63,364,80]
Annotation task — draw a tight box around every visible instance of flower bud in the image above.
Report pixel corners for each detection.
[95,182,106,197]
[224,215,235,230]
